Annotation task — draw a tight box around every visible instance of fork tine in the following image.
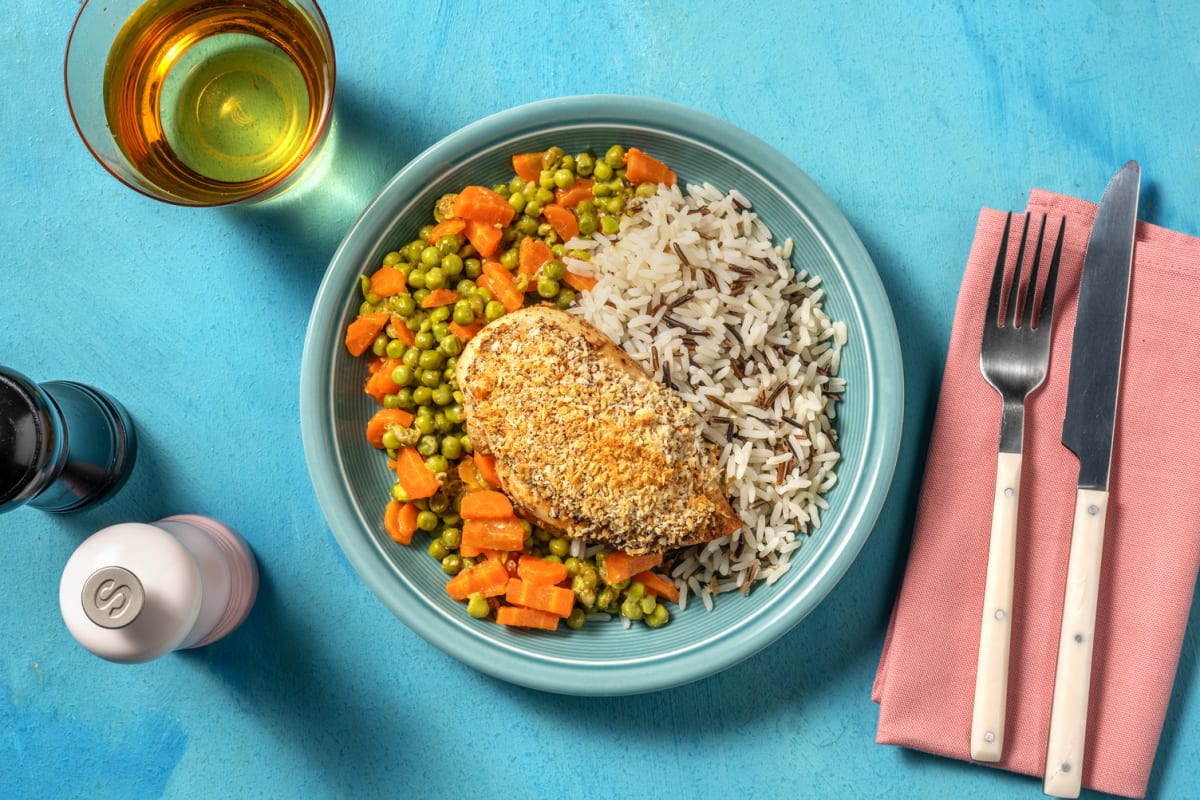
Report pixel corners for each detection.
[986,212,1013,328]
[1038,215,1066,326]
[1005,213,1031,328]
[1021,214,1048,328]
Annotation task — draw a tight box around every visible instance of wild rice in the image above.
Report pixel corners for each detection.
[567,182,845,610]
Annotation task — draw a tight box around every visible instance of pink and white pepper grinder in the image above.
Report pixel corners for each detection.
[59,514,259,663]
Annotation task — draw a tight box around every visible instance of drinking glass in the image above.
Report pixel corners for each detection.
[65,0,336,206]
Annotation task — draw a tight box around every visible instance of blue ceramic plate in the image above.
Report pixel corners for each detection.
[300,95,902,695]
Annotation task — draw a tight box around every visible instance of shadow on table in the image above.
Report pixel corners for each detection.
[175,565,408,797]
[219,81,422,299]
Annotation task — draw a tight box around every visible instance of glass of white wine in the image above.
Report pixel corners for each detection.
[65,0,336,206]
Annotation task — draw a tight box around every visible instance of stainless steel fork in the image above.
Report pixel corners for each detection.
[970,212,1065,762]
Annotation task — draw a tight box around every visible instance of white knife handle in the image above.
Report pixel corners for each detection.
[970,451,1022,762]
[1044,488,1109,798]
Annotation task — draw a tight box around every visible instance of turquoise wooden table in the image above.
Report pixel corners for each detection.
[3,1,1198,797]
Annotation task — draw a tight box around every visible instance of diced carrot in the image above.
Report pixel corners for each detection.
[496,605,560,631]
[463,218,503,258]
[363,358,401,403]
[457,457,488,491]
[394,446,440,499]
[452,185,516,226]
[419,288,462,308]
[517,556,569,586]
[367,356,385,374]
[633,570,680,604]
[624,147,677,186]
[511,151,544,184]
[602,551,664,585]
[506,578,575,617]
[365,407,414,449]
[389,315,416,347]
[561,270,598,292]
[445,557,511,600]
[517,236,554,279]
[542,203,579,242]
[553,178,594,208]
[474,452,501,487]
[482,260,524,313]
[460,490,515,520]
[461,518,526,553]
[426,217,466,243]
[384,500,419,545]
[368,267,408,299]
[448,320,482,341]
[344,311,390,357]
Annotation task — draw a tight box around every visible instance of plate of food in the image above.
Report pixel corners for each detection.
[300,95,902,695]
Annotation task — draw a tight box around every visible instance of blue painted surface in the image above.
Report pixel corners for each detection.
[1,1,1197,798]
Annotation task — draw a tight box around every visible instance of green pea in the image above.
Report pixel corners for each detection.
[441,554,463,575]
[414,331,435,350]
[444,404,464,424]
[543,259,566,281]
[464,258,482,279]
[604,145,625,167]
[428,539,448,560]
[599,215,621,236]
[380,430,402,450]
[393,388,414,408]
[452,303,475,326]
[485,300,506,321]
[508,192,526,213]
[566,608,586,629]
[391,364,414,386]
[555,289,576,310]
[430,305,451,324]
[437,235,460,256]
[412,387,434,407]
[645,604,670,628]
[548,538,569,557]
[535,187,555,204]
[385,339,405,360]
[593,161,613,181]
[500,248,519,271]
[432,384,454,406]
[553,169,574,189]
[419,246,440,268]
[538,169,556,189]
[537,277,560,299]
[525,200,543,218]
[636,182,658,197]
[440,527,462,549]
[393,294,416,317]
[389,481,410,502]
[591,181,611,198]
[432,409,453,433]
[416,350,441,371]
[440,436,462,460]
[417,510,439,532]
[358,300,374,316]
[417,434,439,456]
[560,154,576,172]
[475,287,493,303]
[575,152,595,176]
[516,216,538,235]
[439,336,461,358]
[466,593,490,619]
[382,250,402,267]
[459,434,473,454]
[425,267,446,290]
[425,454,449,475]
[578,212,598,236]
[640,595,657,615]
[441,253,463,277]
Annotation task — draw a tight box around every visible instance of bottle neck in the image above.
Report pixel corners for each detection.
[0,367,64,511]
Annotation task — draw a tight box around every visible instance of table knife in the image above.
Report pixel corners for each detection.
[1043,161,1140,798]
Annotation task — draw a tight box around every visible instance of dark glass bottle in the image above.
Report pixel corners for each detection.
[0,366,136,513]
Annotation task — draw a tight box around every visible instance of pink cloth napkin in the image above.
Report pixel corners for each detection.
[872,189,1200,798]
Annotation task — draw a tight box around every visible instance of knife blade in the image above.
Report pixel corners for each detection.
[1043,161,1140,799]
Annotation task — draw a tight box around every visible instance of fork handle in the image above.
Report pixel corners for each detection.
[1043,489,1109,798]
[970,451,1022,762]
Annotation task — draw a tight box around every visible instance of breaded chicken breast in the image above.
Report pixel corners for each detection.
[454,304,742,555]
